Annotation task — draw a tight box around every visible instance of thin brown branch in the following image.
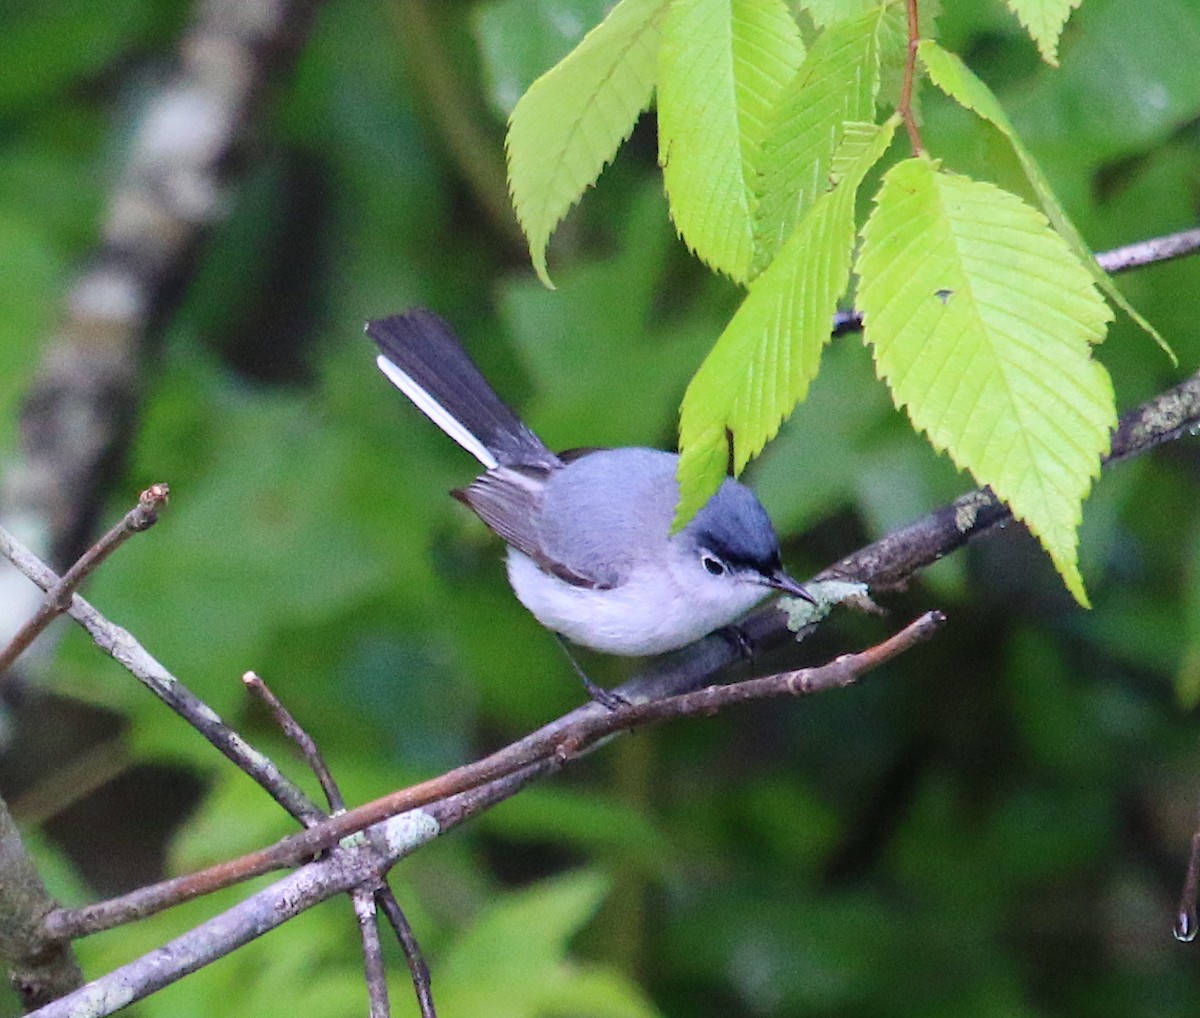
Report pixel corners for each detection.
[44,612,942,943]
[569,610,944,741]
[245,673,431,1015]
[32,760,557,1017]
[377,888,436,1018]
[244,670,344,816]
[898,0,925,154]
[0,484,168,677]
[29,841,374,1018]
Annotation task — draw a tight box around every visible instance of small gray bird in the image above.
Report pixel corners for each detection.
[367,309,811,706]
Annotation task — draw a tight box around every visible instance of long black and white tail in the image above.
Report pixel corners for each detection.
[366,309,558,469]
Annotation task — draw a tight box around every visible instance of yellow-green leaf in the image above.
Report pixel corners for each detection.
[857,158,1116,605]
[507,0,669,287]
[752,5,885,271]
[803,0,880,28]
[918,40,1173,360]
[1004,0,1083,65]
[658,0,805,283]
[676,119,897,526]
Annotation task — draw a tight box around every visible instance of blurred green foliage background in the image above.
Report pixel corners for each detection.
[3,0,1200,1015]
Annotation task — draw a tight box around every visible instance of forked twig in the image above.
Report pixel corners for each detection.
[0,484,169,677]
[0,521,322,825]
[245,670,436,1017]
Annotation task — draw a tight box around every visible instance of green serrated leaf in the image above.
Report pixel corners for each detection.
[874,1,911,113]
[1004,0,1083,65]
[658,0,805,283]
[507,0,669,287]
[675,119,896,526]
[752,5,884,271]
[674,428,735,529]
[803,0,878,28]
[918,40,1174,361]
[857,158,1116,605]
[806,0,936,111]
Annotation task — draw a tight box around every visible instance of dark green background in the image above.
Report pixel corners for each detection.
[3,0,1200,1014]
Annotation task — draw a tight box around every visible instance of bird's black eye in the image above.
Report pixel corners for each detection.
[701,553,726,576]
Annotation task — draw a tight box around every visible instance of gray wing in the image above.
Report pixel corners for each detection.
[453,467,611,589]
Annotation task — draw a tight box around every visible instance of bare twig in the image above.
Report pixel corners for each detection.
[245,670,436,1015]
[377,889,436,1018]
[244,671,343,817]
[0,484,168,677]
[44,612,942,944]
[570,610,944,740]
[1106,370,1200,465]
[35,761,554,1013]
[29,840,375,1018]
[1096,226,1200,273]
[29,615,937,1018]
[355,890,391,1018]
[0,525,322,826]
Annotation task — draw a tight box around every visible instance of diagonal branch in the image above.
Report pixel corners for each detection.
[245,669,436,1016]
[28,613,939,1018]
[0,525,322,826]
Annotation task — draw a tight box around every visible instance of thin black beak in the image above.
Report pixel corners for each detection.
[764,569,816,605]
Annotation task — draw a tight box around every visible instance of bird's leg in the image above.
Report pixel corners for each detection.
[554,634,628,710]
[715,624,756,660]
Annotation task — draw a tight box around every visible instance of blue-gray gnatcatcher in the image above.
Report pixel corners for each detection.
[367,308,812,706]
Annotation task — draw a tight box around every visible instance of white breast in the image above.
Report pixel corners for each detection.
[505,548,771,657]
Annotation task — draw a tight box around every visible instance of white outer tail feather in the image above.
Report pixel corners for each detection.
[375,354,499,469]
